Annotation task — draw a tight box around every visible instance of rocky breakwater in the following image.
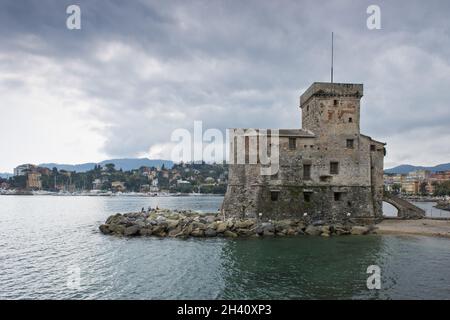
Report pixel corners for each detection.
[99,208,378,238]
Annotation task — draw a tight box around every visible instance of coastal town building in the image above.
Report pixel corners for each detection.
[111,181,126,192]
[92,179,102,190]
[222,82,386,223]
[26,172,42,189]
[384,169,450,195]
[13,164,37,176]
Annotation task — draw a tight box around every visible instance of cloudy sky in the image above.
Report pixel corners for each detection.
[1,0,449,172]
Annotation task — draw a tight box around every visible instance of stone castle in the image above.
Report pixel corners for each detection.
[222,82,386,224]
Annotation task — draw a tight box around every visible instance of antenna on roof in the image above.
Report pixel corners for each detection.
[331,32,334,84]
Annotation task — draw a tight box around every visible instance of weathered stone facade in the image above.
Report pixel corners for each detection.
[222,82,386,224]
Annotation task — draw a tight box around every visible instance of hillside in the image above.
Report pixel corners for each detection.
[385,163,450,174]
[39,158,174,172]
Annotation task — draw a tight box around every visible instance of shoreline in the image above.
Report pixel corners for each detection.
[0,192,225,197]
[376,219,450,239]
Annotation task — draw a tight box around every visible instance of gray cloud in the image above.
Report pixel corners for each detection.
[1,0,450,170]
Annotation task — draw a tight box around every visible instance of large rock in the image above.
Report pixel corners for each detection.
[235,219,255,229]
[216,222,228,233]
[205,215,217,224]
[99,224,111,234]
[191,228,204,237]
[305,225,322,236]
[261,222,275,232]
[168,226,183,237]
[350,226,370,235]
[333,224,351,235]
[223,230,238,238]
[274,221,290,233]
[140,227,153,236]
[204,228,217,237]
[236,228,253,237]
[109,224,125,235]
[321,225,331,236]
[124,225,140,236]
[166,219,179,230]
[156,215,167,224]
[106,214,122,225]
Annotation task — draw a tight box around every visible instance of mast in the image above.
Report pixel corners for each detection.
[331,32,334,83]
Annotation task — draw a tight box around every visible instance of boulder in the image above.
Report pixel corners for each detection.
[216,222,228,233]
[191,228,204,237]
[153,230,167,237]
[286,228,297,236]
[333,224,351,235]
[99,224,111,234]
[124,225,140,236]
[312,220,325,226]
[206,223,217,231]
[205,215,217,224]
[166,219,179,230]
[108,224,125,235]
[235,219,255,229]
[140,227,153,236]
[350,226,370,235]
[263,230,275,236]
[261,222,275,232]
[156,215,166,224]
[321,225,331,236]
[236,228,253,237]
[168,226,183,237]
[305,225,322,236]
[274,221,290,233]
[204,228,217,237]
[192,222,206,231]
[223,230,238,238]
[106,213,122,225]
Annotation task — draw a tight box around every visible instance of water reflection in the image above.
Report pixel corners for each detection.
[219,236,385,299]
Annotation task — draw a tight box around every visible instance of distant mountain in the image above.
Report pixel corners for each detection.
[0,173,13,179]
[39,158,174,173]
[385,163,450,174]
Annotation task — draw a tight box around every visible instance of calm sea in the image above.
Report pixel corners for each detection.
[1,195,450,299]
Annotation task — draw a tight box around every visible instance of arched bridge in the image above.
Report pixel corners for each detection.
[383,193,426,219]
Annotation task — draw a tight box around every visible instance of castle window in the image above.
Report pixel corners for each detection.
[346,139,354,149]
[289,137,296,150]
[303,164,311,180]
[349,117,353,123]
[306,105,309,112]
[330,162,339,175]
[334,99,338,106]
[304,192,312,202]
[370,144,376,151]
[334,192,342,201]
[270,191,279,201]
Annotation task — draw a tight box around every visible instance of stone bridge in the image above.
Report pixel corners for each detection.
[383,193,426,219]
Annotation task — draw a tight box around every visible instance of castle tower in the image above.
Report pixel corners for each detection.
[299,82,363,137]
